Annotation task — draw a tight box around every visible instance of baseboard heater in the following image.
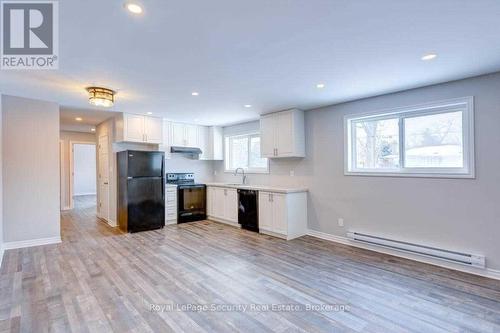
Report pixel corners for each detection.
[346,232,485,268]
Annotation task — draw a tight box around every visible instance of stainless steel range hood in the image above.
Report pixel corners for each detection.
[170,146,202,155]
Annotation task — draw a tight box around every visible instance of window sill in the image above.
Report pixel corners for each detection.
[344,170,475,179]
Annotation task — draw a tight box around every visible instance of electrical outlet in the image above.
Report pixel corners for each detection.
[338,218,344,227]
[290,170,295,177]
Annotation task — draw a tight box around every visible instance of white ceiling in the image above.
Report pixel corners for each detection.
[60,107,117,133]
[2,0,500,126]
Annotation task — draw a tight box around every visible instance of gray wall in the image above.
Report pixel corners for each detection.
[214,72,500,271]
[2,95,60,243]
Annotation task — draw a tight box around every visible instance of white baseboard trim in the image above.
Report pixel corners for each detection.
[3,236,62,250]
[74,193,97,196]
[307,229,500,281]
[165,220,177,225]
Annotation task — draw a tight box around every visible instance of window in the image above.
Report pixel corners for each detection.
[225,134,269,173]
[345,97,474,178]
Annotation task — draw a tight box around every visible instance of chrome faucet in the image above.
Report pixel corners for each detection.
[234,167,247,185]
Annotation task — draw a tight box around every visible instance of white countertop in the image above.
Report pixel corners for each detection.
[205,182,308,194]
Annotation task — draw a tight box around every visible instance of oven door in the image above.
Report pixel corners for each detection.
[177,184,206,222]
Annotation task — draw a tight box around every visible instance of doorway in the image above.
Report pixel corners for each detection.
[70,142,97,210]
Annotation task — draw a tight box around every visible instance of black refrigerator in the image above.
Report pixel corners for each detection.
[117,150,165,233]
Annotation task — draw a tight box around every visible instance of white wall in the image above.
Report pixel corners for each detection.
[73,144,97,196]
[59,131,96,209]
[214,72,500,272]
[165,155,215,183]
[2,95,60,244]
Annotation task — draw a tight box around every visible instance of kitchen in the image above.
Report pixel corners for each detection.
[106,108,309,241]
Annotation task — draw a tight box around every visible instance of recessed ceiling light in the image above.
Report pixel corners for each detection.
[191,92,199,96]
[244,104,252,108]
[147,112,153,115]
[421,53,437,61]
[75,117,83,121]
[316,83,326,89]
[125,2,143,14]
[90,128,96,132]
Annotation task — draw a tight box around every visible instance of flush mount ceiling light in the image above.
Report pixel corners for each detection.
[147,112,153,115]
[421,53,438,61]
[191,92,199,96]
[86,87,116,108]
[75,117,83,121]
[316,83,326,89]
[90,127,96,132]
[244,104,252,108]
[124,2,143,14]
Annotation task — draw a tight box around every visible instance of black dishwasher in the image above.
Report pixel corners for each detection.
[238,189,259,232]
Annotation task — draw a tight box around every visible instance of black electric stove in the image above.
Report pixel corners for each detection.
[166,173,206,223]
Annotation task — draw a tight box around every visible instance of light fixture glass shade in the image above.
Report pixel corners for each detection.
[86,87,115,107]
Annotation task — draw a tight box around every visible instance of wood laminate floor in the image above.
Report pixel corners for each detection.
[1,198,499,333]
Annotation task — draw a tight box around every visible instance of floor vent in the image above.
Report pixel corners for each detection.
[346,232,485,268]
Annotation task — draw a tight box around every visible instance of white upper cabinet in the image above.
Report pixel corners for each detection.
[171,122,186,146]
[124,114,145,142]
[260,114,276,157]
[260,109,305,158]
[185,125,198,147]
[162,120,223,160]
[144,116,162,144]
[115,113,163,144]
[199,126,223,161]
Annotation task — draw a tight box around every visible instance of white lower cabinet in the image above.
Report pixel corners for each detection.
[165,185,177,224]
[207,186,308,239]
[258,191,307,240]
[207,186,238,224]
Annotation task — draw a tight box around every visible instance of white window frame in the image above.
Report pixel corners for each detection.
[344,96,475,178]
[224,133,269,174]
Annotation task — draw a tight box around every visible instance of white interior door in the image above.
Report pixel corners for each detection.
[98,135,110,222]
